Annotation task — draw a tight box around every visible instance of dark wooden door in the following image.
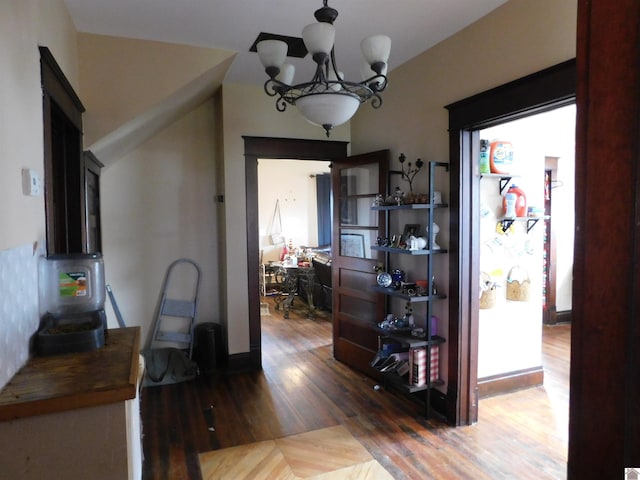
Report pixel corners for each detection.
[331,150,389,374]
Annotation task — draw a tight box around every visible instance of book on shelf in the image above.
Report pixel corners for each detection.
[372,351,409,373]
[409,346,439,386]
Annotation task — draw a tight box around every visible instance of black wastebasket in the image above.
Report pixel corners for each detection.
[193,322,224,376]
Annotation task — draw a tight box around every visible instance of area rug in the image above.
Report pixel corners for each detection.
[198,425,394,479]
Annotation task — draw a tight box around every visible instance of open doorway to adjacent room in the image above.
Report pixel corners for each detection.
[477,105,575,386]
[257,159,333,323]
[476,104,575,448]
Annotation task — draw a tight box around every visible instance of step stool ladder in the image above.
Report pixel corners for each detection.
[147,258,201,359]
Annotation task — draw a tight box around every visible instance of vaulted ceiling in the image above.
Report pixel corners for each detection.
[64,0,510,86]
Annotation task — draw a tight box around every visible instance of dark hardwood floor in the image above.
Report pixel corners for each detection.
[141,297,570,479]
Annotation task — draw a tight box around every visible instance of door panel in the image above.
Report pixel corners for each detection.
[332,150,389,375]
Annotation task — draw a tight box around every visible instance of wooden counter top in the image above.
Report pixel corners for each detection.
[0,327,140,422]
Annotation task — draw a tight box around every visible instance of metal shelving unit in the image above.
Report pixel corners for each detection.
[370,161,449,420]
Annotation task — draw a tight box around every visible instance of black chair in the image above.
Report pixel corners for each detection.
[311,252,332,312]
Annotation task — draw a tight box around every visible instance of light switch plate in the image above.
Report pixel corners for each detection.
[21,168,42,196]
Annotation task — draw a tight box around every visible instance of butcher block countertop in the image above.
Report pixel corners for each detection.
[0,327,140,422]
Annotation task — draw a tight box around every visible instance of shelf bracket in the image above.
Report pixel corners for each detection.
[526,218,541,233]
[500,218,515,233]
[499,177,512,194]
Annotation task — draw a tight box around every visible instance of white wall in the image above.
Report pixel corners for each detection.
[258,159,331,263]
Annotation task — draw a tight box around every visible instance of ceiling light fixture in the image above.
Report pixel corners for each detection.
[256,0,391,137]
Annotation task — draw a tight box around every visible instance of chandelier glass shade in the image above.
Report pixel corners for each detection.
[256,0,390,136]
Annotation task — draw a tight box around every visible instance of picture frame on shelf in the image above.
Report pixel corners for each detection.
[340,233,365,258]
[402,224,421,240]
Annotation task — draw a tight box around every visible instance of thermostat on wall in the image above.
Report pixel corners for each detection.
[22,168,42,196]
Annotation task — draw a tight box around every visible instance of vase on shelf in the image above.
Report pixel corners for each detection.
[426,223,440,250]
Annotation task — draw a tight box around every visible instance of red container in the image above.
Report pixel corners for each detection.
[489,140,513,174]
[502,184,527,217]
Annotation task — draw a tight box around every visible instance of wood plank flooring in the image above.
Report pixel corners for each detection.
[141,298,570,479]
[198,424,394,479]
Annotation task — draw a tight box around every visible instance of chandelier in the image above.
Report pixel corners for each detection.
[256,0,391,137]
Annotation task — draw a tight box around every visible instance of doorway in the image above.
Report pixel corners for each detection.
[243,137,348,370]
[257,159,332,265]
[257,159,332,318]
[445,59,576,425]
[476,105,575,396]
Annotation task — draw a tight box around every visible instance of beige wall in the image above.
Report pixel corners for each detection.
[0,399,139,479]
[0,0,78,388]
[0,0,78,252]
[76,35,233,345]
[352,0,577,155]
[99,100,222,343]
[220,83,349,354]
[77,33,234,145]
[350,0,577,383]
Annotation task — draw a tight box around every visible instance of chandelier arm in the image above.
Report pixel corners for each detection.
[370,93,383,109]
[275,96,288,112]
[374,75,388,91]
[362,74,388,93]
[329,48,343,87]
[264,78,285,97]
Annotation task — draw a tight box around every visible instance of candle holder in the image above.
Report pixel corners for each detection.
[398,153,424,201]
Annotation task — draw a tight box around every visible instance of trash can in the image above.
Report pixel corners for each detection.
[193,322,224,376]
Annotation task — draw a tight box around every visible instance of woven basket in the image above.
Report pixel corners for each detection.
[479,288,497,309]
[506,266,530,301]
[479,271,497,309]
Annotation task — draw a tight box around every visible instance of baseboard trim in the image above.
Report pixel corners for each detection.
[223,352,257,374]
[544,308,572,325]
[478,366,544,398]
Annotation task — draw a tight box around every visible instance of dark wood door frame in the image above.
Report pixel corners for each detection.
[543,158,559,325]
[83,150,104,253]
[40,46,86,255]
[569,0,640,475]
[242,137,348,371]
[445,60,576,425]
